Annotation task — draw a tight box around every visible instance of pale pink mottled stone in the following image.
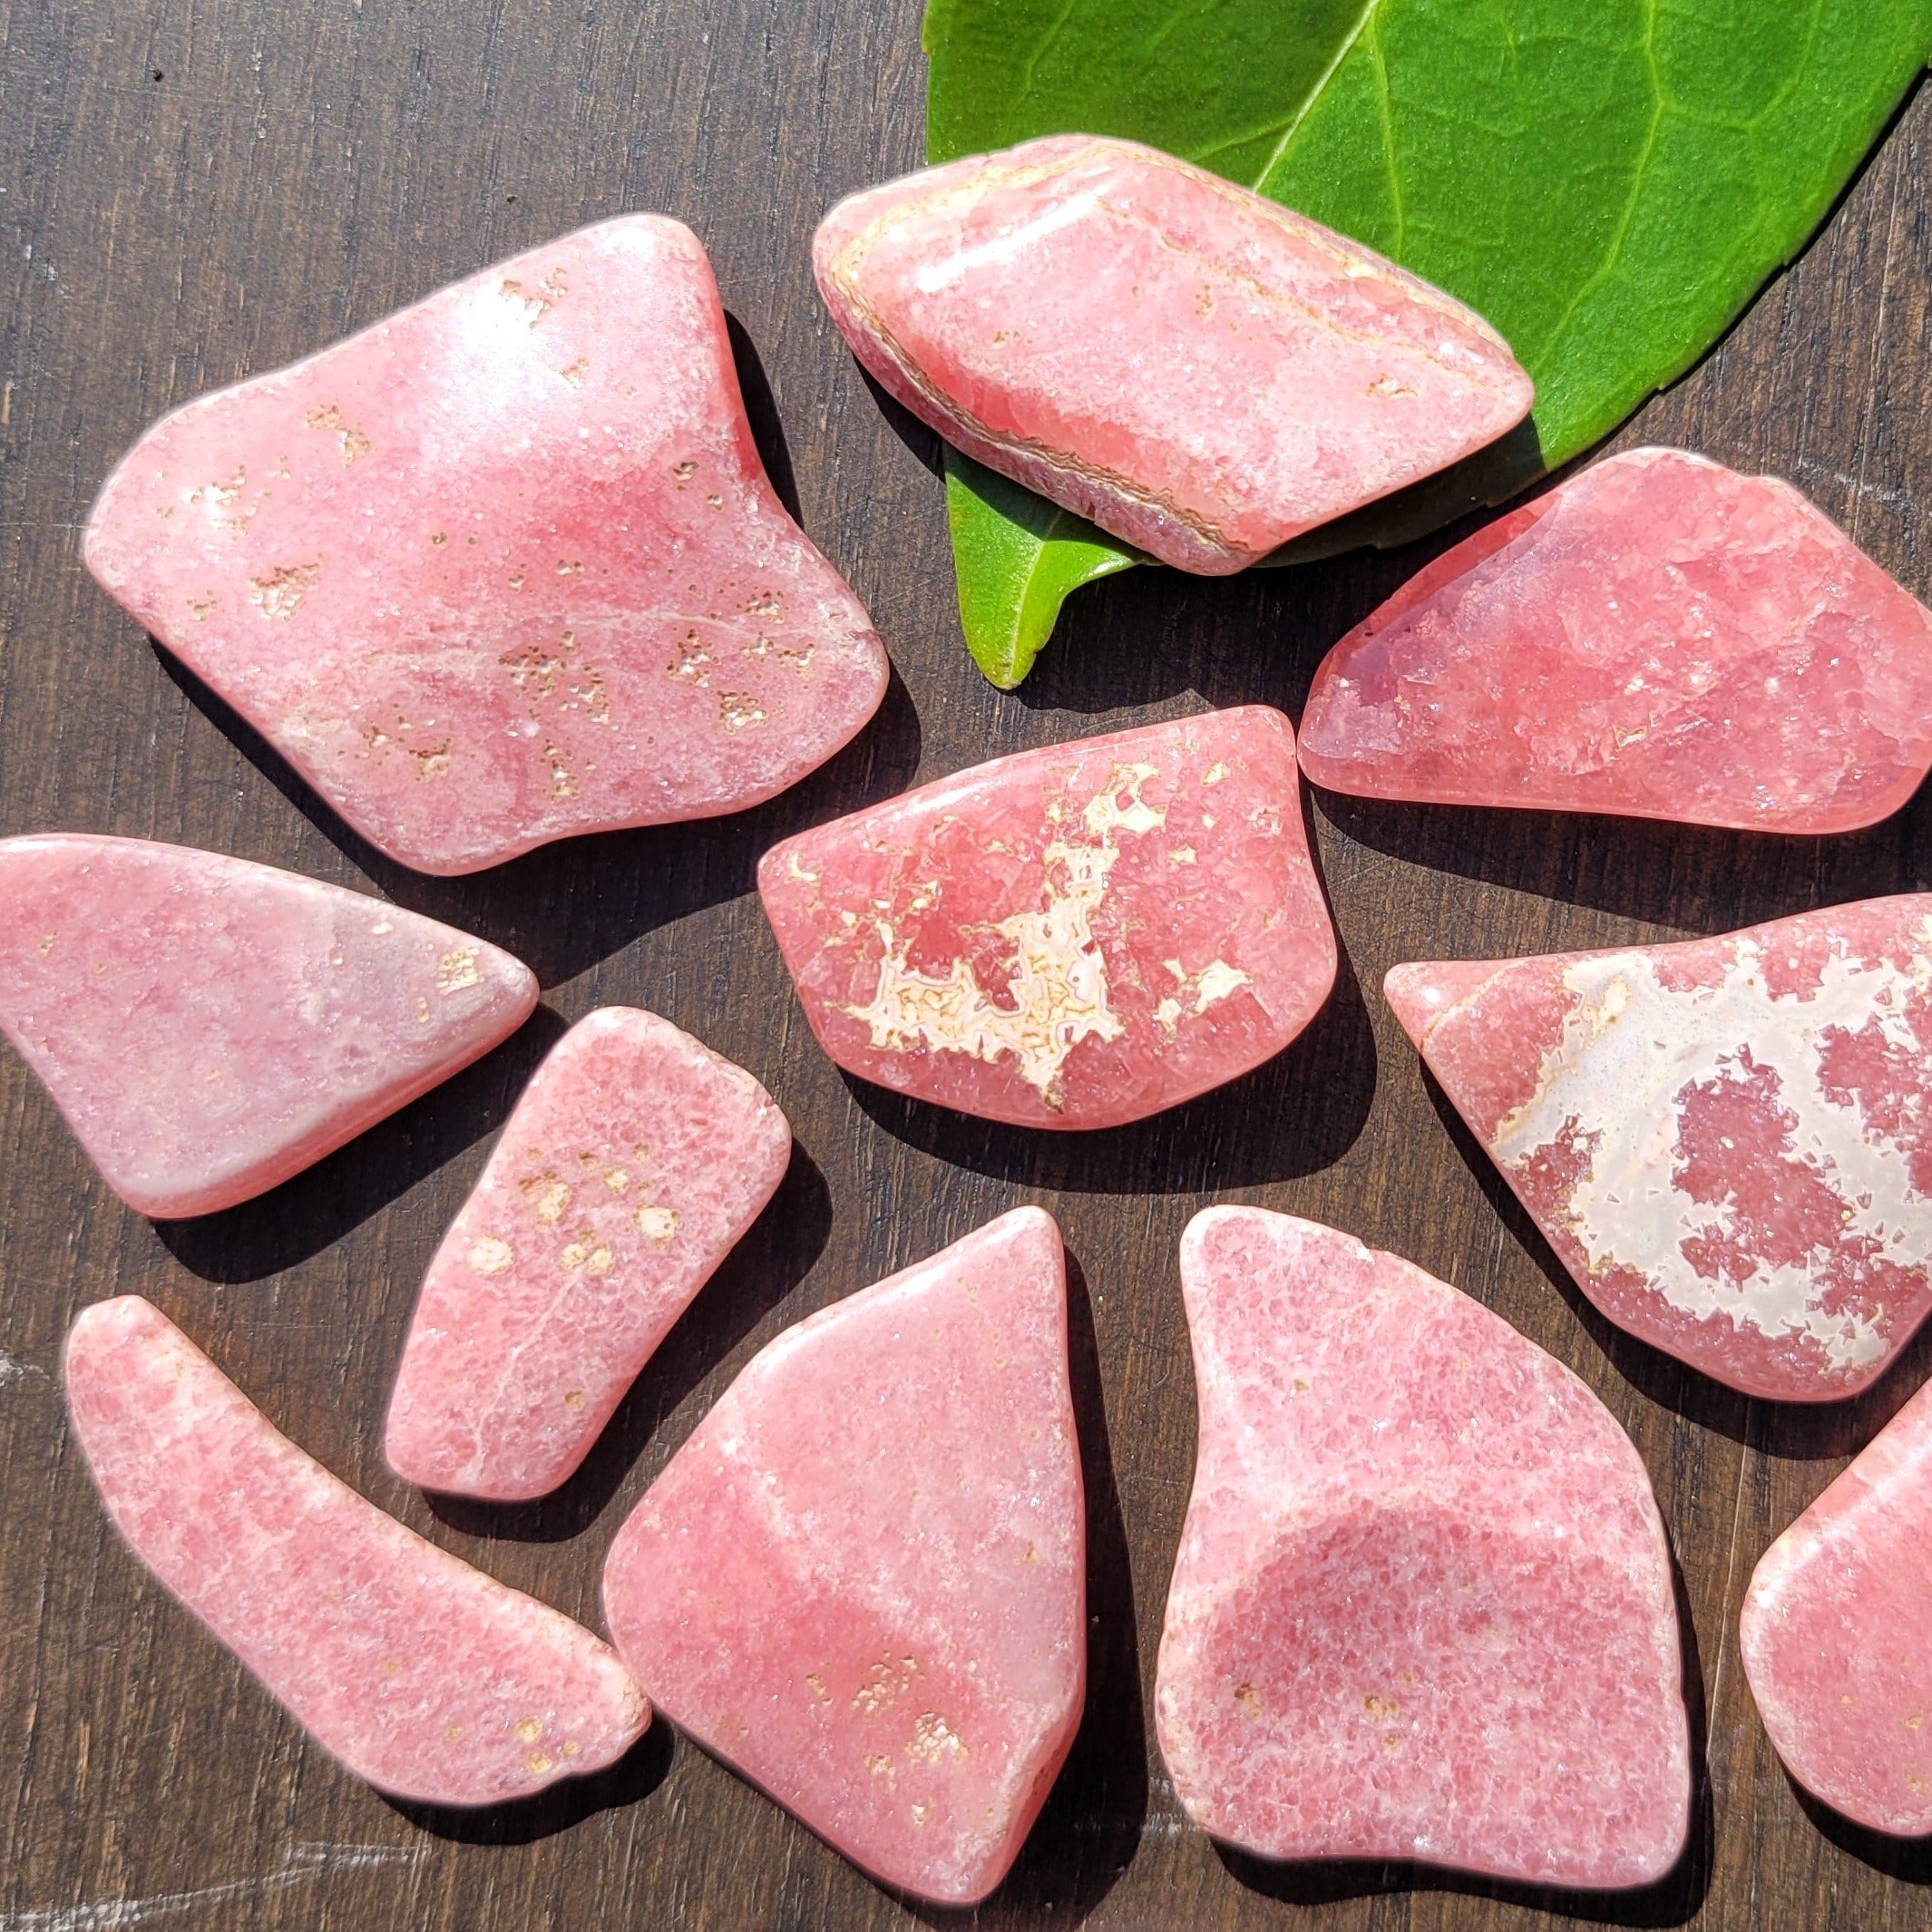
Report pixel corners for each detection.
[1157,1206,1688,1886]
[814,136,1533,574]
[758,707,1335,1129]
[385,1007,790,1501]
[83,216,888,875]
[0,834,535,1218]
[1742,1374,1932,1833]
[1301,449,1932,833]
[1386,896,1932,1400]
[65,1296,647,1806]
[601,1207,1083,1905]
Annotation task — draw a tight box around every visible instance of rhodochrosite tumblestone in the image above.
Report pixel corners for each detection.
[1742,1374,1932,1834]
[1386,896,1932,1400]
[0,834,535,1218]
[601,1207,1083,1905]
[65,1297,647,1806]
[385,1007,791,1500]
[83,216,888,875]
[758,707,1334,1129]
[1157,1207,1688,1886]
[814,135,1533,573]
[1300,448,1932,833]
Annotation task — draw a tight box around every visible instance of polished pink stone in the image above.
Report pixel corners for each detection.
[814,136,1532,574]
[0,834,535,1218]
[601,1207,1083,1904]
[65,1296,647,1806]
[1300,448,1932,833]
[385,1006,790,1501]
[83,216,888,875]
[757,707,1335,1129]
[1742,1374,1932,1833]
[1157,1206,1688,1885]
[1387,895,1932,1400]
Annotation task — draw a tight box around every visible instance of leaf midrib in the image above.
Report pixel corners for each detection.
[1249,0,1390,191]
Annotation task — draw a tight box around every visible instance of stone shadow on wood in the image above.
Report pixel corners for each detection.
[1791,1782,1932,1885]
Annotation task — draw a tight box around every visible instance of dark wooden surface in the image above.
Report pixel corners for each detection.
[0,3,1927,1926]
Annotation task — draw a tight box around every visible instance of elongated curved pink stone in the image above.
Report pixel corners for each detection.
[1387,896,1932,1400]
[0,834,535,1218]
[601,1207,1084,1905]
[814,135,1532,574]
[1157,1207,1689,1886]
[65,1296,647,1806]
[385,1007,791,1500]
[1742,1374,1932,1833]
[83,216,888,875]
[758,707,1335,1129]
[1300,448,1932,833]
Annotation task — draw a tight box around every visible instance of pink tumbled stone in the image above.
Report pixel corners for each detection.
[814,135,1533,574]
[0,834,535,1218]
[65,1296,648,1806]
[1301,448,1932,833]
[601,1207,1084,1904]
[1386,895,1932,1400]
[1157,1206,1689,1886]
[385,1006,791,1501]
[757,707,1335,1129]
[83,216,888,875]
[1742,1374,1932,1834]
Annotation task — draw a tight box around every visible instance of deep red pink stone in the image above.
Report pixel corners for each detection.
[65,1296,648,1806]
[0,834,535,1218]
[1157,1206,1689,1886]
[1742,1374,1932,1833]
[1300,448,1932,833]
[385,1006,791,1501]
[813,135,1533,574]
[757,707,1335,1129]
[1386,895,1932,1400]
[83,215,888,875]
[601,1207,1084,1905]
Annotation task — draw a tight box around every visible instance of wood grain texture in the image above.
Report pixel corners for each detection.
[0,2,1927,1925]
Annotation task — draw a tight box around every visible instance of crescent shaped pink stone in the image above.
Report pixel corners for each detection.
[0,834,536,1218]
[64,1296,648,1807]
[1156,1206,1690,1887]
[82,215,889,875]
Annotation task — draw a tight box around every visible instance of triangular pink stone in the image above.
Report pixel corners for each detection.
[1156,1207,1689,1886]
[1300,448,1932,833]
[1387,894,1932,1400]
[0,834,536,1217]
[385,1007,791,1500]
[83,216,888,875]
[601,1207,1084,1904]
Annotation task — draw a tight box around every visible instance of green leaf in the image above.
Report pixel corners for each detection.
[924,0,1932,675]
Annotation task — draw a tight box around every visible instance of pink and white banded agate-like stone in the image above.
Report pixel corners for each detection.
[1387,896,1932,1400]
[65,1296,647,1807]
[757,707,1335,1129]
[83,216,888,875]
[385,1007,791,1500]
[1300,449,1932,833]
[1157,1207,1689,1887]
[601,1207,1084,1905]
[813,136,1533,574]
[0,834,535,1219]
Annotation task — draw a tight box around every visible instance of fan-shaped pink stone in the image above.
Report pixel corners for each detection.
[601,1207,1084,1905]
[1386,896,1932,1400]
[0,834,535,1218]
[757,707,1335,1129]
[814,135,1533,573]
[1157,1206,1689,1886]
[83,215,888,875]
[65,1296,647,1807]
[385,1007,791,1501]
[1300,448,1932,833]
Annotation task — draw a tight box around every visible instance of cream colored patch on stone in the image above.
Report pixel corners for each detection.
[1154,958,1253,1033]
[906,1712,967,1763]
[436,949,480,993]
[248,560,321,620]
[304,404,372,463]
[636,1205,680,1242]
[467,1236,514,1276]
